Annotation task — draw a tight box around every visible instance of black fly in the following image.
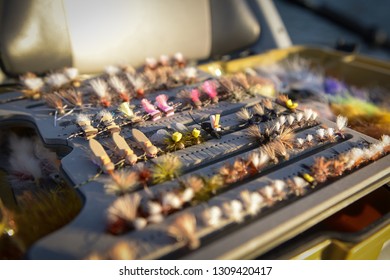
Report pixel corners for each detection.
[189,112,223,139]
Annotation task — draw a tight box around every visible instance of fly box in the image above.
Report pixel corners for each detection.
[0,47,389,259]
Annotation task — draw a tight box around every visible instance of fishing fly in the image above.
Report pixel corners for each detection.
[188,112,223,139]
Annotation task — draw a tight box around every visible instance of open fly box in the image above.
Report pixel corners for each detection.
[0,46,389,259]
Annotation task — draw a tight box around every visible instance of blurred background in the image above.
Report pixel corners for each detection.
[1,0,390,77]
[250,0,390,61]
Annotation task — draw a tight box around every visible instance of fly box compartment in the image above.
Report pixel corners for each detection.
[0,47,389,259]
[259,185,390,260]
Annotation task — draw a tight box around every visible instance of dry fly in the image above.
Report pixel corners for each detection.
[218,165,233,183]
[277,94,289,105]
[287,114,295,126]
[364,144,384,161]
[142,200,163,216]
[75,114,98,139]
[60,88,83,108]
[277,94,298,110]
[151,155,182,184]
[101,169,139,195]
[7,133,43,186]
[262,99,273,111]
[201,206,223,228]
[328,158,345,177]
[279,115,286,126]
[233,158,248,176]
[159,54,170,66]
[180,187,195,204]
[178,88,202,109]
[183,67,198,84]
[44,93,74,126]
[63,67,81,87]
[219,159,247,184]
[106,193,146,234]
[107,194,141,222]
[311,157,332,183]
[143,69,157,85]
[260,143,278,163]
[336,115,348,138]
[272,140,289,159]
[272,180,288,201]
[156,67,169,87]
[222,200,244,223]
[145,57,158,70]
[295,112,304,123]
[134,163,152,190]
[287,176,308,196]
[183,175,205,193]
[167,213,200,250]
[218,76,244,102]
[109,75,130,102]
[249,150,269,172]
[155,94,174,116]
[273,121,281,132]
[306,134,314,144]
[20,72,44,99]
[141,98,161,121]
[44,93,66,115]
[117,101,137,121]
[96,110,120,134]
[247,125,263,142]
[239,190,263,216]
[218,76,236,92]
[253,103,265,116]
[123,65,136,75]
[126,73,147,98]
[236,108,252,123]
[336,115,348,132]
[201,80,219,103]
[46,73,69,89]
[259,185,276,206]
[276,127,295,149]
[316,128,326,142]
[232,72,250,91]
[90,78,112,107]
[326,127,337,142]
[174,52,186,67]
[303,108,318,123]
[161,192,183,213]
[345,148,365,170]
[295,138,305,149]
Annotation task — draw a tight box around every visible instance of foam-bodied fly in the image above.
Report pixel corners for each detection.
[189,112,222,139]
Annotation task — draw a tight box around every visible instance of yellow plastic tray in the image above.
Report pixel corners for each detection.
[199,46,390,91]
